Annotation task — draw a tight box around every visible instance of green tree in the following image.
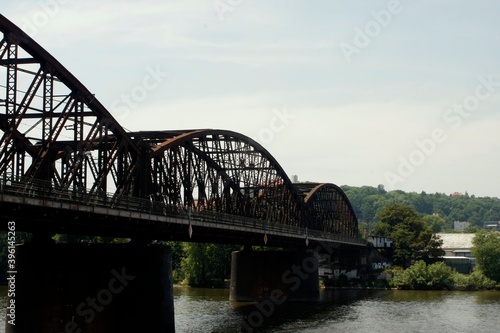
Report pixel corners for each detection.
[422,214,445,233]
[472,231,500,282]
[373,204,438,267]
[422,234,445,261]
[166,241,187,283]
[181,243,239,287]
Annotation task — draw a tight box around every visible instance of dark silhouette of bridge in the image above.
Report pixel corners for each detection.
[0,14,362,248]
[0,14,366,333]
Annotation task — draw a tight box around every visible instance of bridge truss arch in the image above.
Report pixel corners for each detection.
[132,129,304,227]
[296,183,359,238]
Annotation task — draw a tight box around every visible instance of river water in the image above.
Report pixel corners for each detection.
[1,286,500,332]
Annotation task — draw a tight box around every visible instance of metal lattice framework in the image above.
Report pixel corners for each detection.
[0,14,140,199]
[297,183,359,238]
[132,130,303,227]
[0,14,359,240]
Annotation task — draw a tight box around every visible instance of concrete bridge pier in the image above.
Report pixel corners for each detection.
[6,240,175,333]
[230,249,319,302]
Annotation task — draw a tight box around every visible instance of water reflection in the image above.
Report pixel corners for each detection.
[174,287,392,332]
[174,287,239,333]
[474,290,500,304]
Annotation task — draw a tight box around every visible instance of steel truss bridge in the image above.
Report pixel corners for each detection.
[0,14,363,248]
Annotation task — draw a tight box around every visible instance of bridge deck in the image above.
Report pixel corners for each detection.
[1,179,364,248]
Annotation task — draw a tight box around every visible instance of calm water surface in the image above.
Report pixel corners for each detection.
[173,287,500,333]
[1,286,500,332]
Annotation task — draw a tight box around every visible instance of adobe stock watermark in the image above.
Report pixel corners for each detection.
[20,0,71,37]
[241,241,337,332]
[213,0,244,21]
[339,0,408,64]
[257,107,295,145]
[6,221,16,327]
[385,75,500,189]
[61,267,135,333]
[111,65,169,122]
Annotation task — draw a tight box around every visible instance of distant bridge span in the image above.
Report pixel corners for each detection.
[0,14,363,248]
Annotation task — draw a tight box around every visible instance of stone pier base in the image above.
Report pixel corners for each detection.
[230,249,319,302]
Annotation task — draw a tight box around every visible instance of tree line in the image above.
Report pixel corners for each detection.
[341,184,500,232]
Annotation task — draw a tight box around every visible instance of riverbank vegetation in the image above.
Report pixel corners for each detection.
[389,261,497,290]
[472,230,500,282]
[365,203,500,291]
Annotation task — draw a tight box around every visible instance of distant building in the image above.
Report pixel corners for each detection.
[454,221,470,231]
[436,233,476,274]
[437,233,475,257]
[484,221,500,231]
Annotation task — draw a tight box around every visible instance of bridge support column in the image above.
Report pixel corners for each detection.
[230,249,319,302]
[6,241,175,333]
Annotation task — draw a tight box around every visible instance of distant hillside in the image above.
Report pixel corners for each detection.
[340,185,500,229]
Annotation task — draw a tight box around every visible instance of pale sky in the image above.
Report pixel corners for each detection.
[3,0,500,198]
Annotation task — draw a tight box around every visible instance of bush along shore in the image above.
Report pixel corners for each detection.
[364,261,500,291]
[321,261,499,291]
[387,261,498,291]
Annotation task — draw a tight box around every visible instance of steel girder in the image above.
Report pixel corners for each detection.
[130,130,304,227]
[0,14,141,199]
[129,130,359,234]
[0,14,359,238]
[296,183,359,238]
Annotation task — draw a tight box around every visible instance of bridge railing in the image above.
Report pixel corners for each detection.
[0,178,365,245]
[0,177,165,214]
[193,209,366,245]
